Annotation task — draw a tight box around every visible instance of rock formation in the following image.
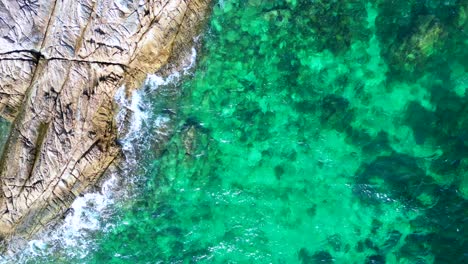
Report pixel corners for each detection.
[0,0,210,244]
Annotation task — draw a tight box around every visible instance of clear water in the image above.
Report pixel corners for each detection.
[2,0,468,263]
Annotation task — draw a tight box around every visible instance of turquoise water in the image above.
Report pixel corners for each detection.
[3,0,468,263]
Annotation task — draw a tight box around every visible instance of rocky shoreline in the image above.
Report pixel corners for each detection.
[0,0,211,246]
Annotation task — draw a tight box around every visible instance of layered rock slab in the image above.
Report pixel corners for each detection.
[0,0,210,242]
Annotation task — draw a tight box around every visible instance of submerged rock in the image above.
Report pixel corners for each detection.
[0,0,211,244]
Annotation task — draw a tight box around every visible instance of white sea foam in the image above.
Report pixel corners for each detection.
[24,174,118,260]
[145,47,197,90]
[115,85,150,158]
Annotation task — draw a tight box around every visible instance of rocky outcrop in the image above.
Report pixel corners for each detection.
[0,0,211,243]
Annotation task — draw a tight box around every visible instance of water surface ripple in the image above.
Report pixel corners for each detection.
[3,0,468,263]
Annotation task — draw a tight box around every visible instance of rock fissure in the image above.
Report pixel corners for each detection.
[1,50,128,68]
[0,50,42,57]
[19,121,50,195]
[39,0,59,50]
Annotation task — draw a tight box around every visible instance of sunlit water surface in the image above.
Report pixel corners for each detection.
[1,0,467,263]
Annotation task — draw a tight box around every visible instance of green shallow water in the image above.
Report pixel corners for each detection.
[0,118,9,155]
[9,0,468,263]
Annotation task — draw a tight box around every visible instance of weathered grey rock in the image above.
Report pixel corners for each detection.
[0,0,210,242]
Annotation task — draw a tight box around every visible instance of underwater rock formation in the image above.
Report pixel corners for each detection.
[0,0,210,243]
